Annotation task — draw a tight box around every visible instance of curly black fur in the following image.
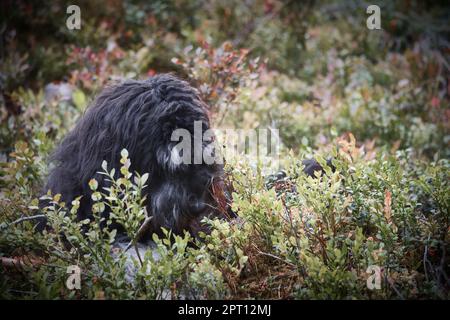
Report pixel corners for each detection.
[41,74,232,239]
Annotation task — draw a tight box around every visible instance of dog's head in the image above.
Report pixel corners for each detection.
[149,164,230,236]
[125,74,233,237]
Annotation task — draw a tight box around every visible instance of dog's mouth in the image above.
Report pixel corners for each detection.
[145,167,235,238]
[188,194,207,214]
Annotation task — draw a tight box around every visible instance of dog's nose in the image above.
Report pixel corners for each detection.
[188,195,206,213]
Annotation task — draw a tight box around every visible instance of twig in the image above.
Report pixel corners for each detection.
[252,244,296,268]
[423,235,430,282]
[281,196,307,278]
[0,214,46,230]
[12,214,46,225]
[437,243,448,289]
[123,212,153,267]
[124,215,153,252]
[0,256,44,269]
[133,243,144,266]
[386,276,405,300]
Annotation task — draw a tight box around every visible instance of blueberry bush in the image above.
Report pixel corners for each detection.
[0,0,448,299]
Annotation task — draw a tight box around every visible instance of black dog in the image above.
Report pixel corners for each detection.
[41,74,232,239]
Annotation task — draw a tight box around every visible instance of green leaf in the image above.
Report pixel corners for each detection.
[141,173,149,185]
[88,179,98,191]
[72,89,87,110]
[121,149,129,159]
